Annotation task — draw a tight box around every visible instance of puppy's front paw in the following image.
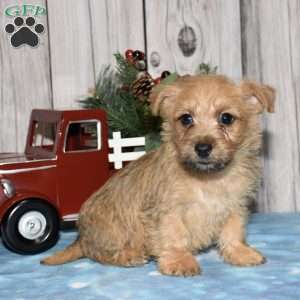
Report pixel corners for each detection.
[158,251,201,276]
[222,243,266,267]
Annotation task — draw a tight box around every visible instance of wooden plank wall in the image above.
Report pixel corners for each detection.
[241,0,300,212]
[145,0,242,79]
[0,0,299,213]
[0,0,52,152]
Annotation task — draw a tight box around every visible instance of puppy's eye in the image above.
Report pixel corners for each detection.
[219,113,235,125]
[179,114,193,126]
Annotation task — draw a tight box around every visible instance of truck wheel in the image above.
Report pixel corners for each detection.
[1,200,59,254]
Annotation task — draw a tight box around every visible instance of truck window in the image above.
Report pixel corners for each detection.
[31,121,56,152]
[65,121,100,152]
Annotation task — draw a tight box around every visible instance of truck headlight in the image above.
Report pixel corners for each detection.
[0,179,16,199]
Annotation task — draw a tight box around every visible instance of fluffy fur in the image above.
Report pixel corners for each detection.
[41,75,275,276]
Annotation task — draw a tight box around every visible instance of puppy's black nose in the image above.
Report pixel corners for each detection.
[195,143,213,158]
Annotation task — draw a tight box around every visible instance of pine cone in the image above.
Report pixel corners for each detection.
[131,73,155,101]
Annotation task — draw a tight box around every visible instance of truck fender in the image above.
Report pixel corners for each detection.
[0,190,60,221]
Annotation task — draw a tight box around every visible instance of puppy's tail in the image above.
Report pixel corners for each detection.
[40,240,83,265]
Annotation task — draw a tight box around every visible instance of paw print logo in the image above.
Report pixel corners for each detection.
[5,16,45,48]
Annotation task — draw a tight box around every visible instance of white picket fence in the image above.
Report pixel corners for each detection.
[108,132,146,169]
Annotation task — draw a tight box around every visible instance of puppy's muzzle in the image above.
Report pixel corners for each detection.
[195,143,213,159]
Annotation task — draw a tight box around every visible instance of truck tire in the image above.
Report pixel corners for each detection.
[1,199,59,254]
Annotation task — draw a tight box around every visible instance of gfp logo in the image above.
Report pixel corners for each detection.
[4,4,46,48]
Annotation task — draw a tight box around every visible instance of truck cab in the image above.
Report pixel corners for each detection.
[0,109,111,254]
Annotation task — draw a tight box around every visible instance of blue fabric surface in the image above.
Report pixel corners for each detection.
[1,213,300,300]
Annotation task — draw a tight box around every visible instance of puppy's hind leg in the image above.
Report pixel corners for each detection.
[83,224,148,267]
[110,245,147,267]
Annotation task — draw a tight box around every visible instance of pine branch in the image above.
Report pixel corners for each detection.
[114,53,138,86]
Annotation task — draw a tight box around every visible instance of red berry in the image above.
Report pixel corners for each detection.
[125,49,134,60]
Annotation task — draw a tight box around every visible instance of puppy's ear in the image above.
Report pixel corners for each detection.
[240,81,275,113]
[149,85,181,117]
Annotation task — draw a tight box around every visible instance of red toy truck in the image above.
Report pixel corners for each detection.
[0,109,115,254]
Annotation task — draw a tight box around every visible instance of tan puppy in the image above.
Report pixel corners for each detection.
[42,75,275,276]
